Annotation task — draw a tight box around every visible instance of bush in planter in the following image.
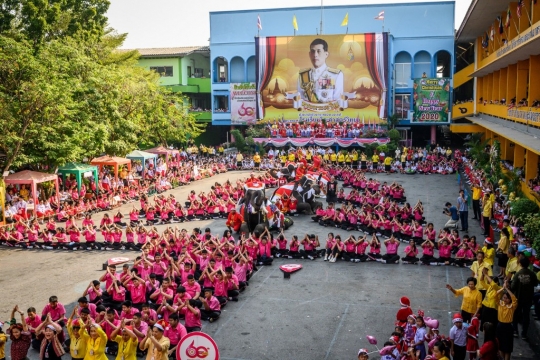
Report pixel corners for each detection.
[522,213,540,254]
[510,198,540,220]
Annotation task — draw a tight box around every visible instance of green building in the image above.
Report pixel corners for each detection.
[135,46,212,124]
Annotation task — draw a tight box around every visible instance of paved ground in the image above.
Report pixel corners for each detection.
[1,170,538,360]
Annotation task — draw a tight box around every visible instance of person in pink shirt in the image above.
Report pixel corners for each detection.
[107,280,127,310]
[419,239,435,265]
[355,235,369,263]
[140,303,157,327]
[224,267,240,301]
[25,307,42,335]
[164,314,187,354]
[83,280,103,304]
[342,235,357,262]
[151,253,168,283]
[437,238,454,265]
[156,299,178,323]
[120,301,138,320]
[378,236,400,264]
[41,296,66,325]
[181,275,201,304]
[454,243,474,267]
[77,297,97,319]
[129,312,148,344]
[367,235,382,261]
[180,299,202,333]
[149,278,174,304]
[124,276,146,310]
[200,288,221,322]
[100,265,120,302]
[101,309,121,351]
[402,240,419,264]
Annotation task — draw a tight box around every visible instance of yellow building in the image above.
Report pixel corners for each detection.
[452,0,540,204]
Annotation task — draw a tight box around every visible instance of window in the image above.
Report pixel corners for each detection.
[395,63,411,88]
[394,94,411,119]
[187,66,192,78]
[194,68,204,77]
[150,66,173,77]
[214,95,229,112]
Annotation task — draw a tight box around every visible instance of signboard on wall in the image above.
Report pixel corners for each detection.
[255,33,388,123]
[412,78,451,123]
[230,82,257,125]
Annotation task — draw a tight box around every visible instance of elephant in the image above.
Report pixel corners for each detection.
[286,176,322,215]
[268,164,297,182]
[237,188,269,234]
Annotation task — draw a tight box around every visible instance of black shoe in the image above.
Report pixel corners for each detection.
[513,332,519,338]
[521,332,528,341]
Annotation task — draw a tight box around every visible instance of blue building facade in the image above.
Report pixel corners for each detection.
[209,1,455,128]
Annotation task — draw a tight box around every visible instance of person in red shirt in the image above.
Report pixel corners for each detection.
[226,209,243,233]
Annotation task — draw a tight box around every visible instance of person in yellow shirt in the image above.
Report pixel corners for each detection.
[504,247,519,281]
[140,324,170,360]
[471,182,482,220]
[280,153,287,166]
[67,308,88,360]
[305,149,312,162]
[330,152,337,165]
[337,151,345,164]
[218,146,224,155]
[496,228,510,277]
[481,190,493,236]
[111,320,138,360]
[351,150,359,168]
[236,152,243,168]
[0,324,7,360]
[501,219,514,241]
[470,250,493,297]
[495,283,518,360]
[360,153,367,170]
[384,156,392,173]
[323,152,330,162]
[81,319,108,360]
[481,238,495,266]
[253,152,261,171]
[446,277,483,322]
[288,151,295,162]
[479,267,501,328]
[400,153,407,168]
[371,154,379,169]
[345,152,352,166]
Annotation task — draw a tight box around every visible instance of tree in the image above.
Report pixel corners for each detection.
[2,0,110,49]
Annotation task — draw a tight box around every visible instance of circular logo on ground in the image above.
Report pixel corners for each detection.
[177,332,219,360]
[279,264,302,273]
[108,257,130,265]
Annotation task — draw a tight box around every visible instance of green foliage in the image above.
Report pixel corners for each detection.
[387,113,399,129]
[1,0,110,49]
[522,213,540,254]
[245,125,270,138]
[503,169,523,197]
[376,145,388,153]
[464,133,490,167]
[231,129,246,152]
[388,129,400,143]
[0,30,204,174]
[511,198,540,219]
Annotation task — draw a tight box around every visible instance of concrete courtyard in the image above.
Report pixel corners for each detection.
[0,170,538,360]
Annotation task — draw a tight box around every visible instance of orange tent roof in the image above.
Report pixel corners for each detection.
[90,155,131,166]
[145,146,179,155]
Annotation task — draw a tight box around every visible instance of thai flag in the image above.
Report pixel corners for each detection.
[271,183,295,203]
[374,11,384,20]
[257,15,262,30]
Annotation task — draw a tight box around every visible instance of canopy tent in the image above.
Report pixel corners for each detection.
[126,150,158,177]
[57,163,99,193]
[90,155,132,181]
[144,146,179,163]
[4,170,60,207]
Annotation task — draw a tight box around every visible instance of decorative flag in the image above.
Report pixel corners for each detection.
[517,0,523,18]
[341,13,349,26]
[505,7,511,28]
[257,15,262,30]
[292,15,298,31]
[490,25,494,40]
[497,16,504,34]
[481,33,488,49]
[374,11,384,20]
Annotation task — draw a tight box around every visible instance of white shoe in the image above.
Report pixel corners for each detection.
[330,257,336,263]
[308,255,314,260]
[324,255,328,261]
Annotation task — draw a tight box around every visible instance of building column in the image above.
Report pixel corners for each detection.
[499,137,508,161]
[514,145,525,168]
[525,152,538,181]
[430,125,436,145]
[505,141,515,162]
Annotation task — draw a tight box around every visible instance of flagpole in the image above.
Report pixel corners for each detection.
[383,9,385,32]
[512,17,520,34]
[320,0,324,35]
[523,3,532,25]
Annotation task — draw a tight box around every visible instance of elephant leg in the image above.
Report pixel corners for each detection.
[296,203,313,215]
[311,201,322,212]
[240,223,249,236]
[254,224,267,234]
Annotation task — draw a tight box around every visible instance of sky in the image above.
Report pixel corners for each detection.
[106,0,471,49]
